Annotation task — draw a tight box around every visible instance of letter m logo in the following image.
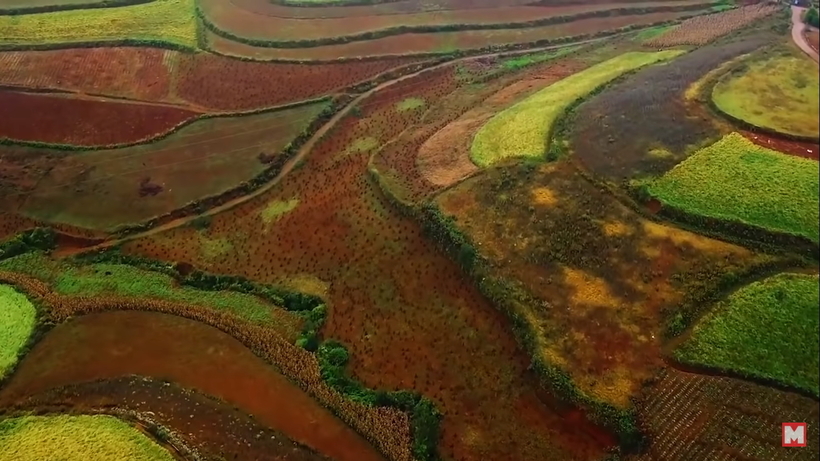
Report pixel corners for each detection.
[782,423,807,447]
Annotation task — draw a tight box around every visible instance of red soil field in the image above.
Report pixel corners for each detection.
[0,47,174,101]
[201,0,710,42]
[741,130,820,161]
[0,90,200,147]
[0,310,386,461]
[17,101,328,231]
[631,368,820,461]
[173,53,424,112]
[16,377,333,461]
[205,10,698,60]
[120,63,616,461]
[230,0,537,19]
[806,28,820,54]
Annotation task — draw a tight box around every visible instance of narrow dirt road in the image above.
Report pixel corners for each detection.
[792,5,819,62]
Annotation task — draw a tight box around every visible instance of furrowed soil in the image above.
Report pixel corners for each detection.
[0,90,200,147]
[571,35,772,181]
[205,11,700,60]
[13,101,328,231]
[435,160,776,408]
[8,377,332,461]
[629,368,820,461]
[173,54,424,112]
[740,129,820,161]
[0,47,174,102]
[0,310,385,461]
[201,0,710,42]
[120,63,616,461]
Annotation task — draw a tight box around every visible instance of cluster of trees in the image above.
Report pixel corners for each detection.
[805,7,819,28]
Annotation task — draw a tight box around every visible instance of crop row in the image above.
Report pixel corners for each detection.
[201,0,716,46]
[646,4,779,46]
[118,61,614,461]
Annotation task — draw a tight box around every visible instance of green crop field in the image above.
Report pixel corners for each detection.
[0,415,175,461]
[674,273,820,396]
[0,284,36,380]
[0,0,196,48]
[0,253,297,330]
[644,133,820,243]
[712,55,820,140]
[470,50,684,167]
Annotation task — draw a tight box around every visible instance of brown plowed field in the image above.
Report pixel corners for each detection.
[630,368,820,461]
[0,90,200,147]
[645,4,778,47]
[0,310,386,461]
[201,0,710,42]
[120,62,616,461]
[16,101,328,231]
[0,47,174,101]
[13,377,332,461]
[205,10,699,60]
[174,53,423,112]
[571,36,771,181]
[230,0,537,19]
[435,160,773,408]
[740,130,820,161]
[806,28,820,54]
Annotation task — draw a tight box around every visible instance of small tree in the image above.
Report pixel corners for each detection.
[805,7,820,28]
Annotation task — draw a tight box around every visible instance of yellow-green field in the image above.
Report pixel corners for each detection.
[470,50,684,167]
[0,284,36,380]
[644,133,820,243]
[0,415,176,461]
[0,0,197,48]
[712,55,820,140]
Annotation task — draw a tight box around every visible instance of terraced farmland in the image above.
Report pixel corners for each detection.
[0,2,816,461]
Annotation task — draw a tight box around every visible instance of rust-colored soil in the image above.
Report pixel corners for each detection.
[119,64,615,461]
[0,47,174,101]
[418,59,586,188]
[740,130,820,161]
[12,377,332,461]
[15,101,326,231]
[0,310,387,461]
[806,28,820,54]
[435,160,775,408]
[0,90,200,147]
[206,11,698,60]
[201,0,709,42]
[630,368,820,461]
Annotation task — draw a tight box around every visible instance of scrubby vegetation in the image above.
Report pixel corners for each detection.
[643,133,820,243]
[0,284,36,380]
[470,50,683,167]
[0,415,175,461]
[674,273,819,396]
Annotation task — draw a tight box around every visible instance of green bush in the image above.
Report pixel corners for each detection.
[805,7,819,28]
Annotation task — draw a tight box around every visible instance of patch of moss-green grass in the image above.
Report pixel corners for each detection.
[260,197,299,226]
[396,97,426,112]
[470,50,684,167]
[0,415,175,461]
[0,284,36,380]
[644,132,820,243]
[0,252,291,328]
[500,46,580,71]
[632,25,674,42]
[712,54,820,139]
[674,273,819,396]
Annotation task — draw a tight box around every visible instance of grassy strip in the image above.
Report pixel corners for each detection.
[674,273,819,397]
[471,50,684,167]
[711,54,819,141]
[0,0,152,15]
[0,415,175,461]
[198,3,718,48]
[0,0,197,49]
[0,97,331,152]
[0,284,36,380]
[641,133,820,244]
[70,247,443,460]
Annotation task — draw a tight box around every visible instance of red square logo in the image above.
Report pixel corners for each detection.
[782,423,807,447]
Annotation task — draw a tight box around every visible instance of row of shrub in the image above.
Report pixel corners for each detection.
[199,2,718,48]
[0,228,56,262]
[0,37,196,53]
[70,246,442,460]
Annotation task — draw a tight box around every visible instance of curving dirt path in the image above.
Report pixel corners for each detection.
[64,36,613,255]
[792,5,819,62]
